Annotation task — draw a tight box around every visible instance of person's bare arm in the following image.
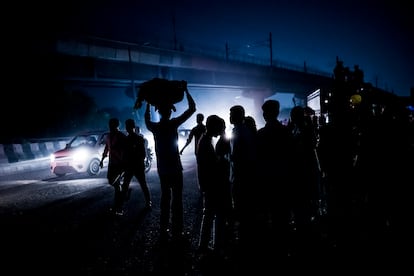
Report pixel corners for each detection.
[186,89,196,113]
[179,130,194,155]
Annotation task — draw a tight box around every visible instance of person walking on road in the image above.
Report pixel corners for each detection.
[145,88,196,242]
[100,117,127,216]
[123,118,153,209]
[179,113,206,156]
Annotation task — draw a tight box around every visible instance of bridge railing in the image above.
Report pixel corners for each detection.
[176,37,332,77]
[55,34,332,78]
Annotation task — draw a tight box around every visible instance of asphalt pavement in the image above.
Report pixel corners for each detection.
[1,156,411,274]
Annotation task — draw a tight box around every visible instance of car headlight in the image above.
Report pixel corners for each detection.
[50,154,55,162]
[73,148,90,162]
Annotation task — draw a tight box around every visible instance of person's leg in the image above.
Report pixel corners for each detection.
[137,170,152,207]
[171,172,184,238]
[198,193,214,252]
[123,170,135,201]
[159,174,171,238]
[108,167,124,215]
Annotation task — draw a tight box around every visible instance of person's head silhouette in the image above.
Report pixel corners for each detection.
[109,118,120,131]
[261,100,280,121]
[196,113,204,124]
[156,104,175,120]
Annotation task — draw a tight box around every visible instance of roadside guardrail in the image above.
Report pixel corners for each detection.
[0,138,71,176]
[0,138,70,164]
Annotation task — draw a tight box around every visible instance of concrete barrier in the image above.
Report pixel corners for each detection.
[0,138,70,164]
[0,137,70,176]
[3,144,19,163]
[22,142,35,160]
[0,144,7,164]
[44,142,55,156]
[13,144,25,161]
[30,143,47,159]
[54,141,67,151]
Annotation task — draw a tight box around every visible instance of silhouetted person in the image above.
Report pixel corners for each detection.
[123,118,152,209]
[352,64,364,86]
[317,103,360,254]
[214,116,234,256]
[100,117,127,216]
[287,106,321,255]
[145,88,196,242]
[180,112,206,195]
[244,115,257,134]
[228,105,257,244]
[334,58,347,82]
[179,113,206,156]
[196,114,224,256]
[256,99,293,257]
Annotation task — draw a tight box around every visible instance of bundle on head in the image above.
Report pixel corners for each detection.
[134,78,187,110]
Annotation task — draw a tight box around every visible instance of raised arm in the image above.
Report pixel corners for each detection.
[186,89,196,113]
[173,88,197,129]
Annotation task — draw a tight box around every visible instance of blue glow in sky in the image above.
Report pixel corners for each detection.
[23,0,413,97]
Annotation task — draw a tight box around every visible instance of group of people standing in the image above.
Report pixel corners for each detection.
[96,74,413,265]
[101,86,321,260]
[178,97,321,259]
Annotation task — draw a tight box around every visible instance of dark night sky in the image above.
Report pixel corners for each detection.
[41,0,413,97]
[2,0,412,136]
[12,0,413,100]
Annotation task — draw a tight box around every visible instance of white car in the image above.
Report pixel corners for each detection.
[50,130,109,177]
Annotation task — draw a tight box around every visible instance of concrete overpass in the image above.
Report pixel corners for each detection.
[42,35,334,104]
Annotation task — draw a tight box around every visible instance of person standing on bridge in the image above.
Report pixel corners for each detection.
[145,88,196,243]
